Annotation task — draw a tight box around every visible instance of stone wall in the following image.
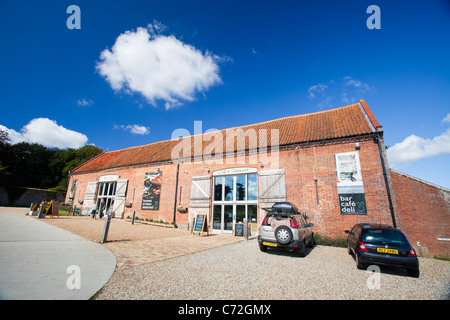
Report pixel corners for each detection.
[0,186,65,207]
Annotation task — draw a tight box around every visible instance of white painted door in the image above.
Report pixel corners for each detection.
[112,179,128,218]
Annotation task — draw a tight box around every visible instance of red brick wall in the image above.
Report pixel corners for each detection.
[280,137,394,239]
[391,170,450,257]
[67,136,396,239]
[66,136,450,257]
[66,163,187,224]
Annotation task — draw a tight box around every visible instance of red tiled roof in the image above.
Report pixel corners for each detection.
[72,100,379,173]
[360,99,382,130]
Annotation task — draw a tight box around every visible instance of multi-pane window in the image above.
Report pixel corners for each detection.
[96,181,117,215]
[213,173,257,202]
[335,152,362,183]
[212,173,258,234]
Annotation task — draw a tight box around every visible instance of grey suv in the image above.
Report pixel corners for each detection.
[257,202,314,257]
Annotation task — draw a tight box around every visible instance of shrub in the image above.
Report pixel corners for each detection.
[434,255,450,262]
[313,234,347,248]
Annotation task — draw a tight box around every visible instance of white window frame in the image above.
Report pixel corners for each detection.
[212,173,258,234]
[96,181,117,214]
[335,151,363,186]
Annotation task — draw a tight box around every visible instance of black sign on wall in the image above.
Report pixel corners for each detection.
[338,193,367,215]
[337,185,367,215]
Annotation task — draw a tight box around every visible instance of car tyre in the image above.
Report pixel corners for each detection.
[355,252,366,270]
[347,241,353,255]
[297,240,306,257]
[408,268,420,278]
[275,226,293,245]
[307,234,315,248]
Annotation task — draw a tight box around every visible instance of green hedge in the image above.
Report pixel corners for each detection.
[313,233,347,248]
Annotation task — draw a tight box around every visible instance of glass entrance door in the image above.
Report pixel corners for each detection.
[96,181,116,217]
[212,173,258,234]
[224,205,233,233]
[212,204,234,234]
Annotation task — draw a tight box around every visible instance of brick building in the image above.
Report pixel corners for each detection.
[390,170,449,257]
[66,100,449,256]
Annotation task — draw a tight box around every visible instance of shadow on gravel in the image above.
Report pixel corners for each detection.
[261,245,315,258]
[103,239,132,243]
[349,254,416,278]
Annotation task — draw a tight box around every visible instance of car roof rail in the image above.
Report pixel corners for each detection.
[361,223,394,229]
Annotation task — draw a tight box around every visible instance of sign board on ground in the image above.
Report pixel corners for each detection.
[192,214,209,237]
[234,223,244,237]
[46,201,60,218]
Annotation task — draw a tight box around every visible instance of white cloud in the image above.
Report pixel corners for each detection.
[387,115,450,167]
[308,77,375,109]
[96,22,224,110]
[307,83,328,100]
[114,124,150,135]
[0,118,88,149]
[0,125,22,144]
[147,20,168,35]
[343,76,374,92]
[77,98,94,106]
[442,112,450,123]
[342,76,375,104]
[307,83,332,109]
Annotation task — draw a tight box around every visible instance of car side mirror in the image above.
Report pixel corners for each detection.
[345,230,354,236]
[345,230,350,234]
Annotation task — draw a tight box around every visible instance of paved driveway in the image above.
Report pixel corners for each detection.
[0,207,116,300]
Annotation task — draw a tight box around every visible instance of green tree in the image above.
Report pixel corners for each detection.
[51,145,103,191]
[6,142,55,188]
[0,130,103,192]
[0,129,11,185]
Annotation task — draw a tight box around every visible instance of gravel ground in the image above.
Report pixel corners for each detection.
[37,214,449,300]
[98,239,449,300]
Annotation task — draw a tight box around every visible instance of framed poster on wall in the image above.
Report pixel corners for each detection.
[142,170,162,210]
[69,179,77,203]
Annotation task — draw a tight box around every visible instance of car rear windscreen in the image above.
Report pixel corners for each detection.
[362,229,408,246]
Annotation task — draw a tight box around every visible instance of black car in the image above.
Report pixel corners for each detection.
[345,223,419,277]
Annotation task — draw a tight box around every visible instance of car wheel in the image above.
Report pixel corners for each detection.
[297,240,306,257]
[307,234,315,248]
[408,268,420,278]
[275,226,293,245]
[355,252,366,270]
[259,243,267,252]
[347,241,352,255]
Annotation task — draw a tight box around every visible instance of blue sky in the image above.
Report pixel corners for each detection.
[0,0,449,188]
